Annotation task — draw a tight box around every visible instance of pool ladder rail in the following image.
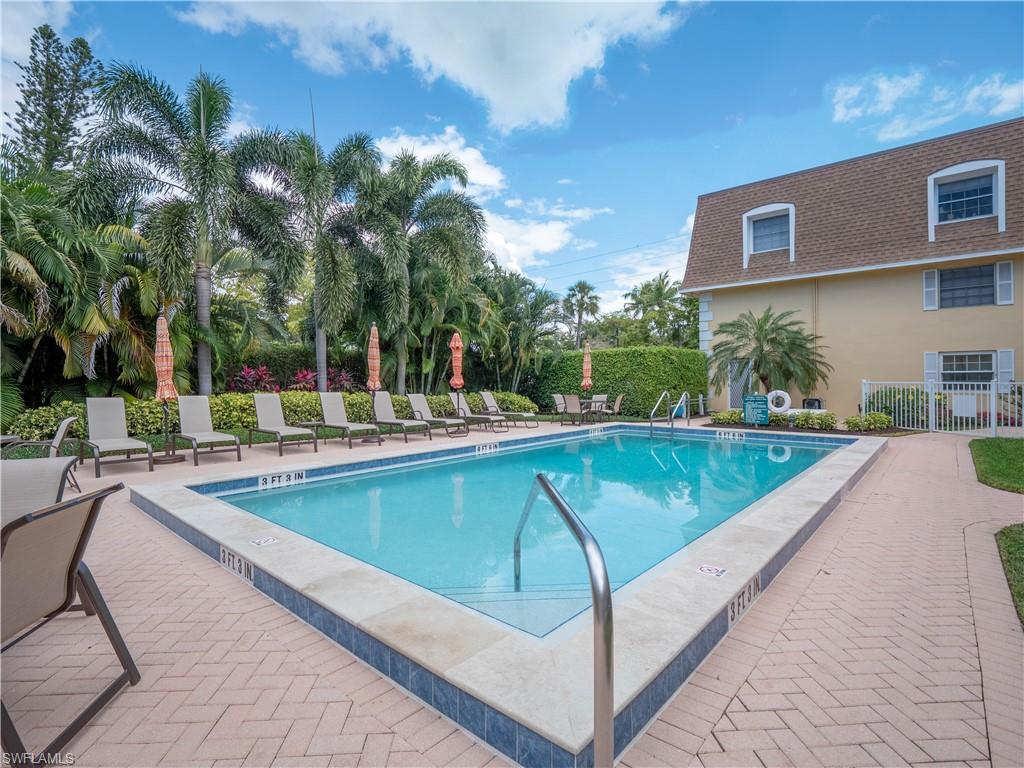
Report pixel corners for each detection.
[512,474,614,768]
[648,390,705,436]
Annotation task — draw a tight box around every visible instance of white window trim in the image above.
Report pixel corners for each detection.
[996,260,1014,305]
[939,350,996,383]
[922,269,938,311]
[742,203,795,268]
[927,160,1005,242]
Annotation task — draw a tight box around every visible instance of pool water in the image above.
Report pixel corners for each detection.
[220,433,835,636]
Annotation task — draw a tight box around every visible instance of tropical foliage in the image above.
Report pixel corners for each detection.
[0,24,705,430]
[708,307,833,396]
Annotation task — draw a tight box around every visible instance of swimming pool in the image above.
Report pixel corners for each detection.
[217,432,835,636]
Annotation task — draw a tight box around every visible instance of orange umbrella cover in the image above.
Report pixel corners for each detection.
[449,332,464,390]
[155,315,178,401]
[581,340,593,391]
[367,323,381,391]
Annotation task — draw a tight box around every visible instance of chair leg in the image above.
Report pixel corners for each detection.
[235,438,242,461]
[147,446,153,472]
[313,435,318,453]
[192,440,199,467]
[67,468,81,492]
[94,447,101,478]
[278,437,284,457]
[1,702,28,758]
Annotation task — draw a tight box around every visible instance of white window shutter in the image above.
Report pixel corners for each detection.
[997,349,1015,393]
[995,261,1014,305]
[924,352,938,382]
[922,270,938,310]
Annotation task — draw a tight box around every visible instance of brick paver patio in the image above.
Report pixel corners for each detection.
[2,432,1021,767]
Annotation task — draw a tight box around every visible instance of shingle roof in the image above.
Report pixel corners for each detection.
[681,118,1024,292]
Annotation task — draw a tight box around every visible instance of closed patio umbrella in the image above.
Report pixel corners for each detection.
[581,340,593,392]
[449,331,464,416]
[366,323,384,442]
[154,314,185,464]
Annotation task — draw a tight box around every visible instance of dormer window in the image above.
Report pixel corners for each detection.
[742,203,795,268]
[927,160,1005,241]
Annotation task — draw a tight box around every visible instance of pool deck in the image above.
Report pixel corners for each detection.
[2,426,1022,767]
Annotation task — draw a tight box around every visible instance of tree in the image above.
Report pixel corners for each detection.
[350,151,485,394]
[708,307,834,396]
[562,280,599,349]
[7,25,102,172]
[90,64,301,394]
[622,271,699,347]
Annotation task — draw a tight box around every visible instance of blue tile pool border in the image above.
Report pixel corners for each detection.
[131,427,879,767]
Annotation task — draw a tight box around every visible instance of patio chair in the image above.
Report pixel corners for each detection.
[1,457,79,520]
[372,392,432,442]
[2,416,80,491]
[481,392,539,429]
[587,394,609,419]
[408,394,468,437]
[315,392,381,448]
[552,394,566,418]
[79,398,153,477]
[1,483,140,762]
[561,394,592,426]
[448,393,509,432]
[599,394,625,422]
[249,394,318,456]
[174,396,241,465]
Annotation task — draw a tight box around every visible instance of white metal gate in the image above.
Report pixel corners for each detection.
[861,380,1023,436]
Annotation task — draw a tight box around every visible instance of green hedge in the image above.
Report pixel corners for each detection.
[9,391,538,440]
[236,343,367,385]
[529,346,706,418]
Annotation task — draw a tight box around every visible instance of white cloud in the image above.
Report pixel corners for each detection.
[508,197,614,221]
[556,178,576,185]
[227,101,257,138]
[485,211,574,273]
[572,238,597,251]
[830,69,1024,142]
[177,1,684,131]
[504,198,524,209]
[424,112,441,122]
[1,1,75,122]
[378,125,506,200]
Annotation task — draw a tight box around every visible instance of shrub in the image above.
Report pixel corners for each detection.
[768,412,790,427]
[710,409,743,424]
[793,411,837,430]
[9,391,539,439]
[328,368,362,392]
[237,344,365,388]
[290,369,317,391]
[864,386,942,429]
[844,415,864,432]
[230,365,278,393]
[529,346,706,418]
[845,411,893,432]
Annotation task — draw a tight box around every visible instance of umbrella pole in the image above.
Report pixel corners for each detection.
[153,399,185,464]
[364,389,385,443]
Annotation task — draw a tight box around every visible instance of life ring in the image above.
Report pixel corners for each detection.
[767,390,791,413]
[767,445,791,463]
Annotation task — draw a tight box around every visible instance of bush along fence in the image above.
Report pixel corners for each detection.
[9,391,539,441]
[529,346,707,419]
[709,409,895,433]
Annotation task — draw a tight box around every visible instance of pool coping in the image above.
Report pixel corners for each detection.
[130,424,885,767]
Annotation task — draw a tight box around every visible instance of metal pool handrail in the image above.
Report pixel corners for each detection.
[512,474,614,768]
[673,391,690,428]
[649,390,671,436]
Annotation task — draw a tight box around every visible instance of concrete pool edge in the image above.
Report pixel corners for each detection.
[129,425,885,767]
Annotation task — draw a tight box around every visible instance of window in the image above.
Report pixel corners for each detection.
[927,160,1005,241]
[936,174,993,222]
[939,264,995,308]
[742,203,795,268]
[752,214,790,253]
[940,352,994,383]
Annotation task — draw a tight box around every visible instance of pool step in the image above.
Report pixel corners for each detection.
[437,581,626,604]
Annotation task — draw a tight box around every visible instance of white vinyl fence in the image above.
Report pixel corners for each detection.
[861,380,1023,436]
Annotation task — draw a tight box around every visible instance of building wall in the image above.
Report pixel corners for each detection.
[704,253,1024,415]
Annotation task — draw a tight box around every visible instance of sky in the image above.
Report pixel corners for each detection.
[2,1,1022,311]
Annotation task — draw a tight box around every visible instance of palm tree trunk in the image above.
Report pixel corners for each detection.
[314,290,327,392]
[17,336,43,385]
[395,329,408,395]
[576,309,583,349]
[195,262,212,395]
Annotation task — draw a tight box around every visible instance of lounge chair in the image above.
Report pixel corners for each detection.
[448,393,509,432]
[552,394,566,419]
[561,394,593,426]
[174,395,241,465]
[372,392,432,442]
[79,398,153,477]
[2,416,80,491]
[408,394,468,437]
[481,392,539,429]
[249,393,318,456]
[1,456,79,519]
[314,392,381,448]
[1,483,140,762]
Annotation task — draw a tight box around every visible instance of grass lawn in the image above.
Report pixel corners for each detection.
[969,438,1024,493]
[996,524,1024,626]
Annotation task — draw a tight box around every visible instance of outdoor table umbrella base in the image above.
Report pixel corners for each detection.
[153,401,186,464]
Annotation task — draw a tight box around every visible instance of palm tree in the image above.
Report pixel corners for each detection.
[708,306,834,396]
[89,63,300,394]
[562,280,599,349]
[350,151,485,394]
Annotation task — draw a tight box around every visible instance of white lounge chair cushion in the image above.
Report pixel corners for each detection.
[179,431,237,445]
